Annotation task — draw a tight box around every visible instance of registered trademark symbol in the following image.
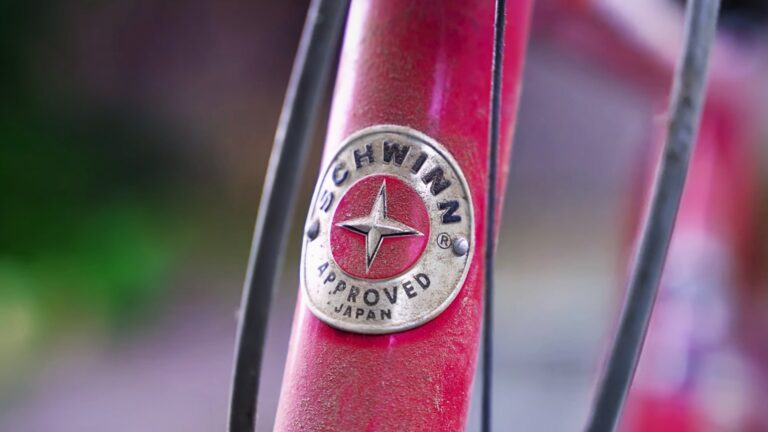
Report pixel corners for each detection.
[436,232,452,249]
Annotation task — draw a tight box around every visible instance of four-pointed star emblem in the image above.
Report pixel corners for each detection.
[337,181,423,270]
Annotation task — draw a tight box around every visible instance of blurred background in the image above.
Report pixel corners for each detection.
[2,1,768,431]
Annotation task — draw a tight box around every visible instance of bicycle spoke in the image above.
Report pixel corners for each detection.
[585,1,721,430]
[483,0,507,431]
[227,1,349,431]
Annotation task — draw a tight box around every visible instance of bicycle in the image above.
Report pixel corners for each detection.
[228,1,722,431]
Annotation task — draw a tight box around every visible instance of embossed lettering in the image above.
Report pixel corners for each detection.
[382,141,410,166]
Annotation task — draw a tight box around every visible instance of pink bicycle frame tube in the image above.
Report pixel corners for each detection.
[274,1,532,431]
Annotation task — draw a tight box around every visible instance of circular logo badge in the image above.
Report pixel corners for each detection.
[301,125,474,334]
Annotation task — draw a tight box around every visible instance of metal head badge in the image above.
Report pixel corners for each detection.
[301,125,474,334]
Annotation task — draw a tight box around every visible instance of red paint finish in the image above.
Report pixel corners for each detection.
[274,1,532,431]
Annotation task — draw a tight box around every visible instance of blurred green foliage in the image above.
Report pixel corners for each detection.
[0,0,179,356]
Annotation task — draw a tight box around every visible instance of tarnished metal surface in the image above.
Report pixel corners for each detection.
[302,125,474,334]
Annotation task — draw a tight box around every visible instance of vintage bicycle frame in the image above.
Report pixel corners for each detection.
[273,1,532,430]
[229,1,721,431]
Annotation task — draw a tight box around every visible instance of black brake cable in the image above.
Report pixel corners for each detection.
[585,0,721,431]
[227,1,349,431]
[482,0,507,431]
